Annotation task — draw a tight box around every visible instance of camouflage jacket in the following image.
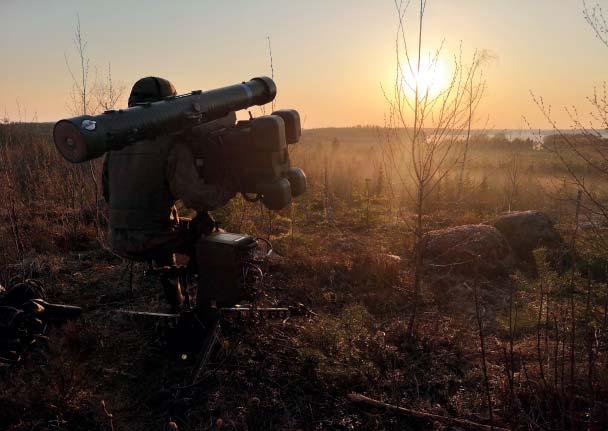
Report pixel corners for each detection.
[102,139,234,259]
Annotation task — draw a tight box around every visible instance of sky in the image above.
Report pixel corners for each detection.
[0,0,606,129]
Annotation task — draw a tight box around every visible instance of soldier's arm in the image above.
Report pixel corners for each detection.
[167,143,235,212]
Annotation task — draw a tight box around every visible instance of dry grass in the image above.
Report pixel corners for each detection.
[1,123,608,429]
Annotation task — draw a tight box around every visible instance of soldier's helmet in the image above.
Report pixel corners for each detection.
[128,77,177,107]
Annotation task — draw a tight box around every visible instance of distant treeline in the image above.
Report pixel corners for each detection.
[302,127,608,152]
[541,132,608,147]
[2,122,605,153]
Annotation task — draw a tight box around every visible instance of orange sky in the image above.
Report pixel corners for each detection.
[1,0,606,129]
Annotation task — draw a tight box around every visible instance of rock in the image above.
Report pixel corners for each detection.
[493,210,563,260]
[421,224,513,276]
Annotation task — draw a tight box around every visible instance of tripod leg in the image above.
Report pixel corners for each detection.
[192,319,222,383]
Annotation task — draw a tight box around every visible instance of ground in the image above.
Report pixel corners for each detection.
[0,214,513,431]
[1,125,607,430]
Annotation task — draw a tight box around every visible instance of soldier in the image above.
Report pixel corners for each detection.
[102,77,235,312]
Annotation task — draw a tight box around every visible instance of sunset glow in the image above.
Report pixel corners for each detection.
[0,0,607,128]
[401,55,451,101]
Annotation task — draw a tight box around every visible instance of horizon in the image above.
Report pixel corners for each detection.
[2,120,602,139]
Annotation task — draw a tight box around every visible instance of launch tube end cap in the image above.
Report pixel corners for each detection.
[53,119,89,163]
[251,76,277,104]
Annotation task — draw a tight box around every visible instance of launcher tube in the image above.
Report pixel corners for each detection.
[53,77,276,163]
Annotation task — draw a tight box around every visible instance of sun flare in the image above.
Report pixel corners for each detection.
[401,56,451,100]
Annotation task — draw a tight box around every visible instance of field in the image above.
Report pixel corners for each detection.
[1,122,608,430]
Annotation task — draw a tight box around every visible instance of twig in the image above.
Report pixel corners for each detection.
[348,393,509,431]
[537,276,547,387]
[100,400,115,431]
[267,35,276,112]
[471,276,494,427]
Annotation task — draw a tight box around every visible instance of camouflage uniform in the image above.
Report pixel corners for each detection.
[102,138,233,260]
[102,77,234,310]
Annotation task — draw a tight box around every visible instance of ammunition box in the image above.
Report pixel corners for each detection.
[196,232,257,307]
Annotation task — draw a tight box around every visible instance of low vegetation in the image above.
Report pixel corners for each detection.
[1,123,607,430]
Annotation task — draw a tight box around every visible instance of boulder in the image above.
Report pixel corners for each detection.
[421,224,513,276]
[493,211,563,261]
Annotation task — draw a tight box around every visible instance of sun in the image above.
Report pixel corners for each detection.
[401,55,451,100]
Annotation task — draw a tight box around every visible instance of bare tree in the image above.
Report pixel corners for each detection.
[65,14,94,116]
[456,54,491,201]
[528,6,608,423]
[380,0,486,335]
[259,35,276,116]
[531,1,608,251]
[95,62,125,112]
[65,15,124,116]
[63,14,124,244]
[584,0,608,47]
[503,149,522,212]
[267,36,276,112]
